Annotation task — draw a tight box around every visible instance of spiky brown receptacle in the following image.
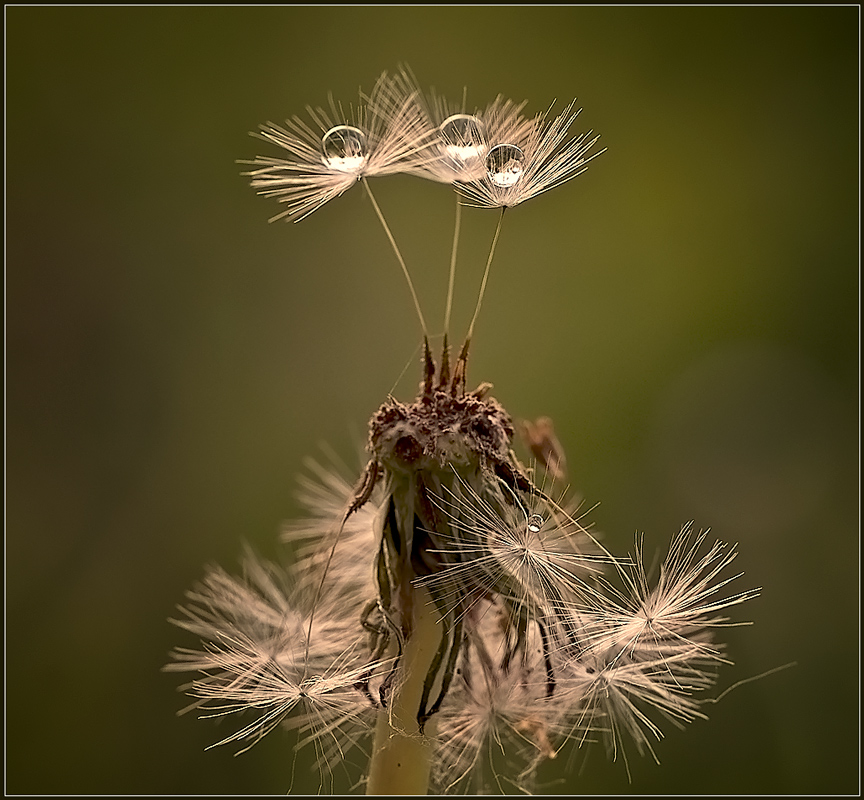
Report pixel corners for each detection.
[371,384,513,476]
[348,338,534,519]
[369,372,535,500]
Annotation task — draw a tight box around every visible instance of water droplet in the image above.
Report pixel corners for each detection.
[527,514,543,533]
[321,125,367,172]
[439,114,487,168]
[486,143,525,187]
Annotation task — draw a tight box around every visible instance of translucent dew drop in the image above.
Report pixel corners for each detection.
[527,514,544,534]
[321,125,368,173]
[486,143,525,187]
[439,114,487,168]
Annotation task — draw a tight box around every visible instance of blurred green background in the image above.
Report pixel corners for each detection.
[6,6,858,795]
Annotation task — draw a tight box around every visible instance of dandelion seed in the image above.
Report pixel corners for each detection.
[372,71,539,353]
[415,471,611,621]
[282,456,384,608]
[242,70,435,222]
[552,639,719,780]
[164,551,390,774]
[539,525,760,781]
[388,67,534,188]
[451,98,598,355]
[577,524,762,663]
[456,99,604,209]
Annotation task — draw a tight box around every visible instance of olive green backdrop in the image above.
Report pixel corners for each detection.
[6,5,858,796]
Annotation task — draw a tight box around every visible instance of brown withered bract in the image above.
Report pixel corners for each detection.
[520,415,567,483]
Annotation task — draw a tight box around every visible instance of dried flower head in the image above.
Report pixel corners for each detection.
[168,67,762,796]
[164,550,389,775]
[548,523,760,778]
[243,70,435,221]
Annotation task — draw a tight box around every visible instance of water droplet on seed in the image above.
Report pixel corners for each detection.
[321,125,367,172]
[527,514,544,533]
[486,143,525,187]
[439,114,487,168]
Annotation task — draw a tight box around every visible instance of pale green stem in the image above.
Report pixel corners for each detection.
[365,586,440,795]
[362,178,429,338]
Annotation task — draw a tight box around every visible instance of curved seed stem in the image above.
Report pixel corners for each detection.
[464,207,506,345]
[443,196,462,337]
[363,178,428,338]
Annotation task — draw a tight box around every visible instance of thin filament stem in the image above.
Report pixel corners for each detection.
[443,196,462,337]
[362,178,428,338]
[464,207,506,344]
[300,518,348,677]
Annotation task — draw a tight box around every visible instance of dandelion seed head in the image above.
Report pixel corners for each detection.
[416,469,607,623]
[577,523,760,662]
[172,67,763,794]
[457,100,604,209]
[243,69,435,221]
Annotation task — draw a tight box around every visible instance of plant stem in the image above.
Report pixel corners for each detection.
[365,586,440,795]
